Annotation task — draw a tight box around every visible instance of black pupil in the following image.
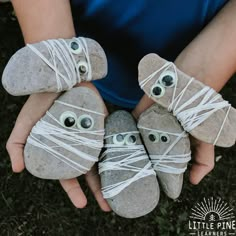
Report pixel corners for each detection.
[152,85,162,96]
[161,135,168,142]
[64,117,75,127]
[129,135,136,143]
[149,134,156,142]
[79,65,87,74]
[81,117,92,129]
[71,41,79,50]
[116,134,124,142]
[162,75,173,86]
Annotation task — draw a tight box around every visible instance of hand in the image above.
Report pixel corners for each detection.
[60,164,111,210]
[6,84,111,211]
[189,136,215,185]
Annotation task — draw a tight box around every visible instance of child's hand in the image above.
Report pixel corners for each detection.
[6,86,111,211]
[189,137,215,185]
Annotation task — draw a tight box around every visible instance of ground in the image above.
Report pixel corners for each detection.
[0,3,235,236]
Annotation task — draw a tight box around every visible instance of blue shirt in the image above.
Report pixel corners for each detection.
[71,0,228,108]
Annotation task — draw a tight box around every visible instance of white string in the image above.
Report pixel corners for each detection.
[138,125,191,174]
[27,101,104,174]
[27,37,92,92]
[139,61,231,145]
[99,132,156,199]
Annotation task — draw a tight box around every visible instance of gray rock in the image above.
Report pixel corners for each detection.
[138,104,191,199]
[99,110,159,218]
[138,53,236,147]
[24,86,105,180]
[2,37,108,95]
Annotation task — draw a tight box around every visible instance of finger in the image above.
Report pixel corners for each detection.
[132,94,155,120]
[60,178,87,208]
[85,165,111,212]
[6,92,60,172]
[189,139,215,185]
[6,140,25,172]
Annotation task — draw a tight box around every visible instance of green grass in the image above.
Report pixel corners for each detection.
[0,3,235,236]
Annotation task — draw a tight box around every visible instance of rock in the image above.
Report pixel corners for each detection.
[99,110,159,218]
[2,37,108,95]
[24,86,105,179]
[138,104,191,199]
[138,53,236,147]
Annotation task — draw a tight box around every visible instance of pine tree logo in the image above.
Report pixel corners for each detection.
[189,197,235,221]
[209,213,216,221]
[188,197,236,236]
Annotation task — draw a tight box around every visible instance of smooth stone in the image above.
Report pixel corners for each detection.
[24,86,105,180]
[99,110,159,218]
[138,53,236,147]
[2,37,108,95]
[138,104,191,199]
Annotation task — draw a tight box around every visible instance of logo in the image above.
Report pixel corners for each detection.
[188,197,236,236]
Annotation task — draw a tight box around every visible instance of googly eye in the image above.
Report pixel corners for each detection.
[159,71,176,88]
[78,61,88,75]
[77,114,94,130]
[60,111,77,128]
[124,134,137,145]
[160,133,170,143]
[112,134,125,145]
[148,132,159,143]
[151,84,165,98]
[69,40,82,54]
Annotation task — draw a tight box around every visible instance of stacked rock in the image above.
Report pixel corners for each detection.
[138,104,191,199]
[99,110,159,218]
[24,86,105,179]
[2,37,107,95]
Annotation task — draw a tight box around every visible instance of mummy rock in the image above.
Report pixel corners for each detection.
[2,37,108,95]
[138,53,236,147]
[24,86,105,180]
[99,110,159,218]
[138,104,191,199]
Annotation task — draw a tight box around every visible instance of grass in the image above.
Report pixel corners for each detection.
[0,3,235,236]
